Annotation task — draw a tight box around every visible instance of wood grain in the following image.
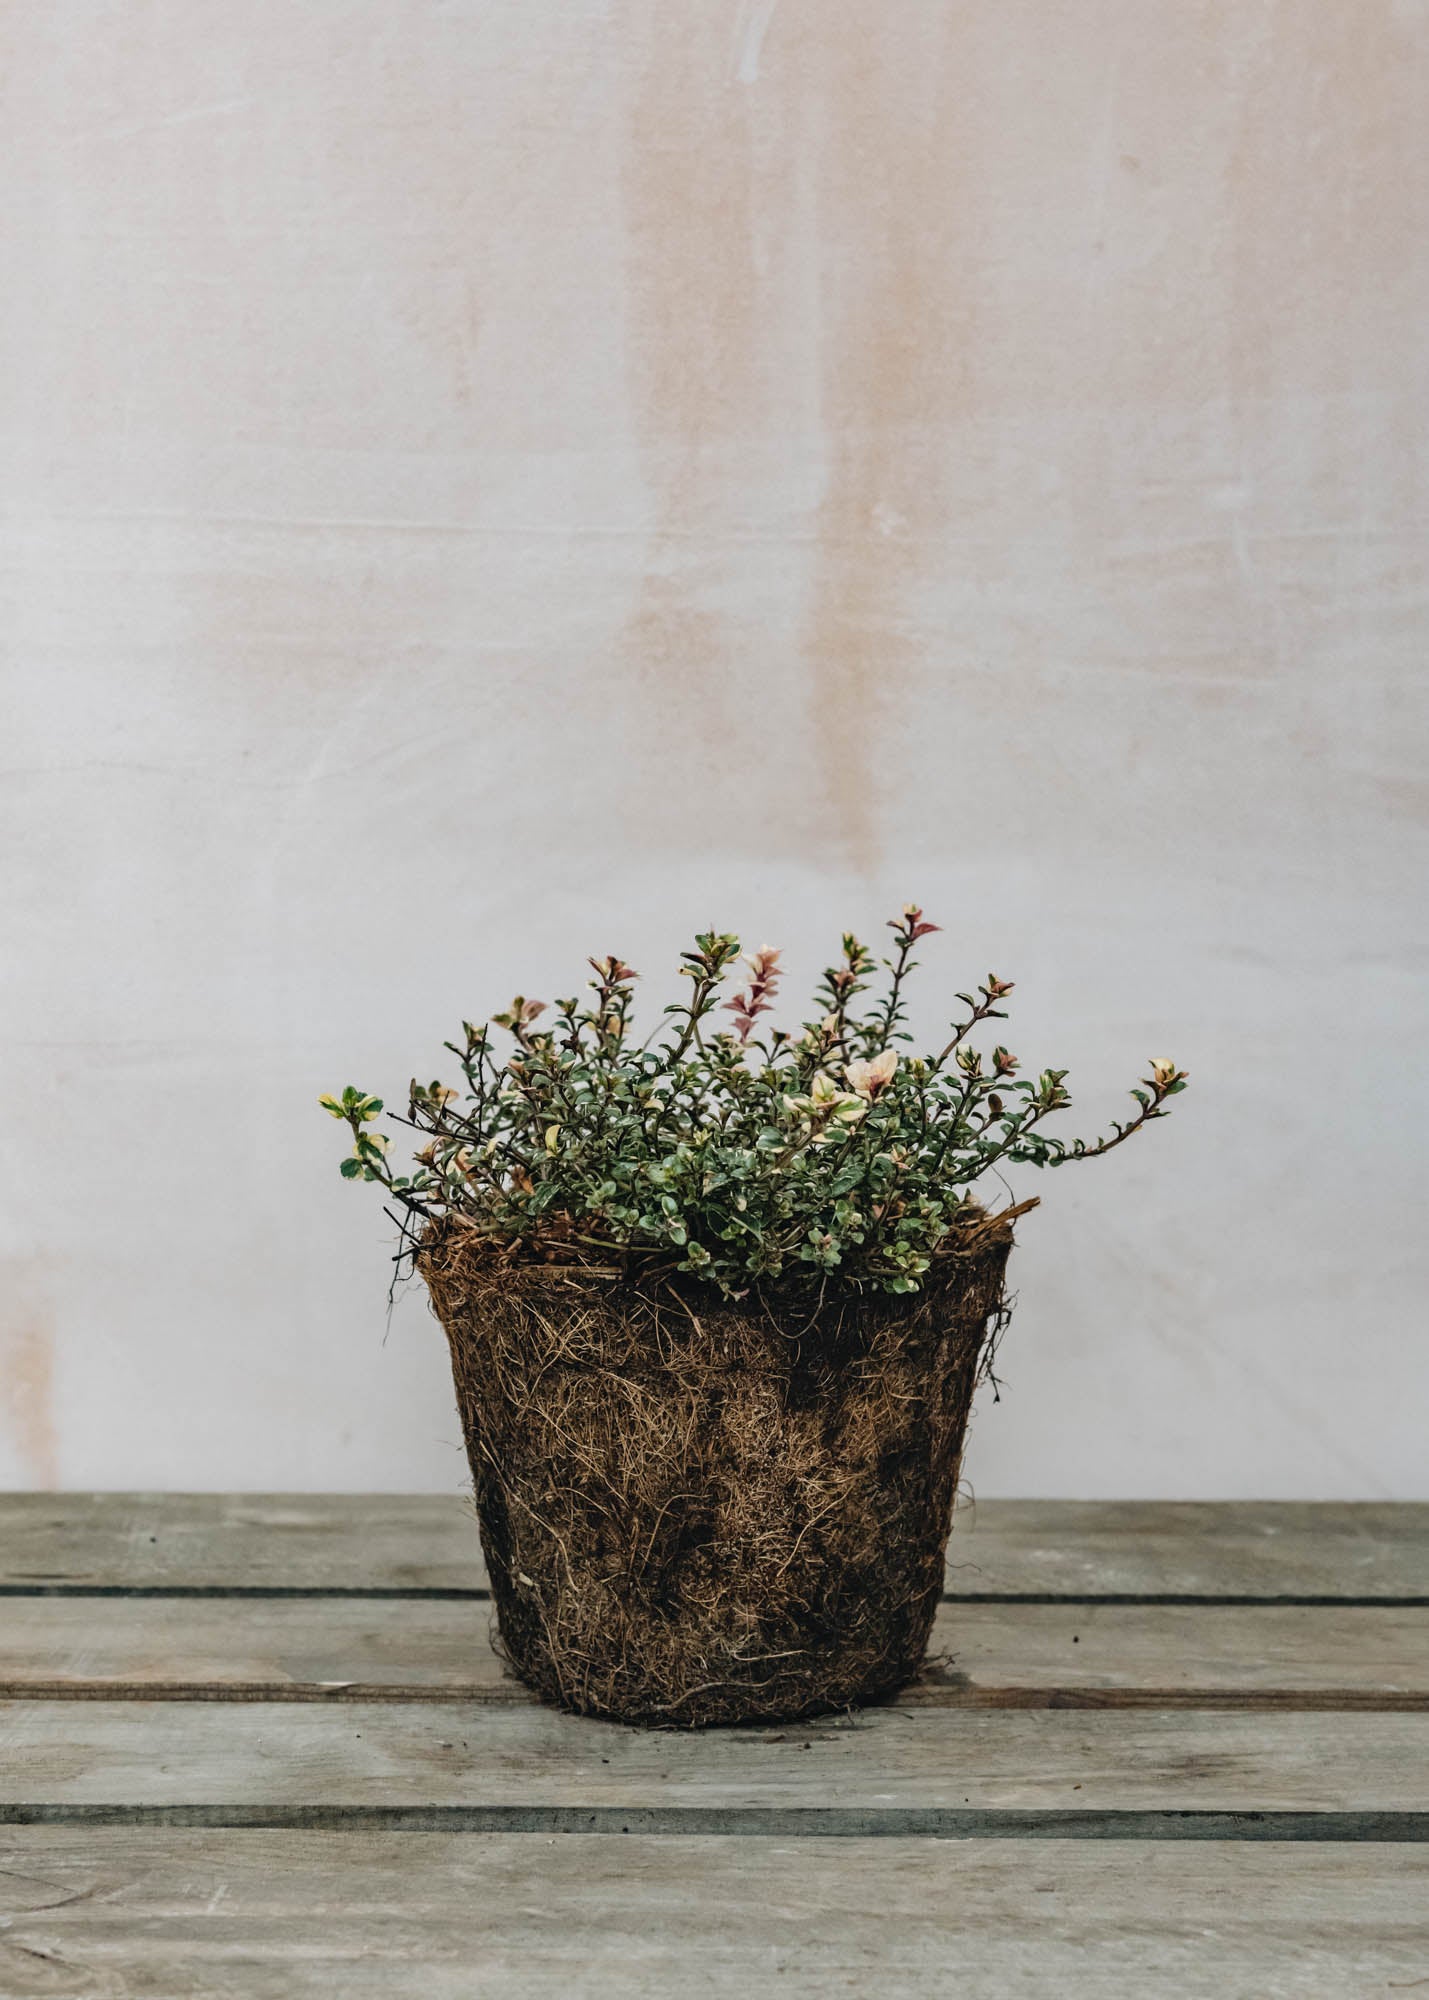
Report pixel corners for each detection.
[1,1595,1424,1707]
[0,1832,1424,1998]
[1,1499,1425,1993]
[0,1701,1424,1811]
[3,1495,1424,1599]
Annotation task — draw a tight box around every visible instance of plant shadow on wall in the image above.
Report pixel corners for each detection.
[319,907,1188,1726]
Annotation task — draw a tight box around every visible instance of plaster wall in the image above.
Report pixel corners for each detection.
[2,2,1425,1493]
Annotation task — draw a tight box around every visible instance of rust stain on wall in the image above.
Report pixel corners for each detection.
[616,2,978,869]
[801,7,974,869]
[616,3,770,837]
[0,1262,60,1488]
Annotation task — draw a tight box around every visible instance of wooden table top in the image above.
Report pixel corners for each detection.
[1,1495,1426,1996]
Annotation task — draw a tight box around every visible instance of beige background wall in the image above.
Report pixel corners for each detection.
[3,2,1425,1495]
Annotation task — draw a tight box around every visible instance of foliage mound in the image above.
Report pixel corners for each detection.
[323,904,1186,1298]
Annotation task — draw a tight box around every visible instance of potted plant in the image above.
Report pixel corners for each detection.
[323,906,1185,1725]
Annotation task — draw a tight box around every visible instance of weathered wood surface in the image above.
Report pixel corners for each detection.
[3,1494,1424,1599]
[1,1832,1424,1999]
[3,1500,1425,1994]
[2,1595,1424,1706]
[1,1702,1424,1812]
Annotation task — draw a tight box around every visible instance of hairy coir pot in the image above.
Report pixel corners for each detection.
[418,1208,1016,1727]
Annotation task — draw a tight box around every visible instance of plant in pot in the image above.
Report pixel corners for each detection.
[323,906,1186,1726]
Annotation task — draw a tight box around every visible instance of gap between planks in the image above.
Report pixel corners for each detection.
[3,1584,1424,1606]
[6,1681,1427,1710]
[3,1803,1428,1839]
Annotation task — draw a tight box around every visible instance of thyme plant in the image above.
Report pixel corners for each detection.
[323,905,1186,1297]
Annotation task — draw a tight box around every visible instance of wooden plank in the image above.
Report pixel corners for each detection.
[943,1498,1429,1601]
[0,1701,1424,1812]
[1,1596,1424,1706]
[0,1492,485,1593]
[0,1832,1423,1998]
[3,1493,1425,1598]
